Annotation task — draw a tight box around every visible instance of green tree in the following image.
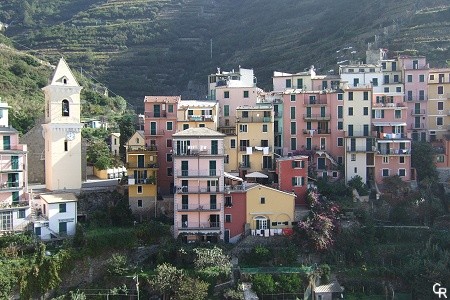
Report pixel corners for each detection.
[149,263,184,300]
[193,246,232,280]
[106,253,128,276]
[251,274,275,296]
[118,112,136,161]
[411,141,438,182]
[86,139,113,170]
[174,276,209,300]
[276,274,302,293]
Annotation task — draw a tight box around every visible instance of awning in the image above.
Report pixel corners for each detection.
[224,172,243,182]
[245,171,269,179]
[372,122,407,127]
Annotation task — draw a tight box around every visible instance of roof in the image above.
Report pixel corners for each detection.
[246,183,296,197]
[48,58,80,87]
[40,193,78,204]
[172,127,225,138]
[178,100,217,108]
[143,95,180,103]
[224,172,243,182]
[314,281,344,293]
[276,155,308,162]
[245,171,268,179]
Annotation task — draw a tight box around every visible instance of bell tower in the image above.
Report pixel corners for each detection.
[42,58,83,190]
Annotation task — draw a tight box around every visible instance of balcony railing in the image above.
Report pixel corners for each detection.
[176,203,222,211]
[224,185,246,192]
[377,148,411,155]
[303,99,328,105]
[410,123,425,129]
[174,148,223,156]
[127,145,158,151]
[175,186,225,193]
[187,115,214,122]
[347,146,377,152]
[128,177,157,185]
[144,111,167,118]
[0,200,29,209]
[303,129,331,134]
[177,221,221,229]
[176,169,222,177]
[239,162,251,169]
[0,181,22,190]
[126,163,159,169]
[379,133,407,139]
[236,116,272,123]
[411,109,426,115]
[303,114,331,121]
[147,129,165,136]
[274,111,283,118]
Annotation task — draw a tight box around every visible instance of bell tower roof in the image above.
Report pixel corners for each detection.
[48,57,80,87]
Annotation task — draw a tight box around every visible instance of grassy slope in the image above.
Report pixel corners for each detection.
[1,0,449,111]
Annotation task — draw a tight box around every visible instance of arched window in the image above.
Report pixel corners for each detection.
[62,100,69,116]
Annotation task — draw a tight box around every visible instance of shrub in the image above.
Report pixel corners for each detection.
[251,274,275,296]
[106,253,128,276]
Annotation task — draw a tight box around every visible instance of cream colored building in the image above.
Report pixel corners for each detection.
[427,68,450,141]
[42,58,83,190]
[176,100,218,131]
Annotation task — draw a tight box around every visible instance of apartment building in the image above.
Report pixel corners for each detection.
[126,131,158,220]
[172,127,226,242]
[0,100,30,234]
[398,55,429,141]
[143,95,179,195]
[176,100,218,131]
[275,155,308,206]
[427,68,450,141]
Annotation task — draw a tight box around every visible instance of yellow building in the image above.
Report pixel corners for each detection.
[245,184,295,236]
[126,131,158,220]
[176,100,219,131]
[229,105,274,178]
[427,68,450,141]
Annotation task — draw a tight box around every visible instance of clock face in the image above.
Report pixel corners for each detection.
[66,131,76,141]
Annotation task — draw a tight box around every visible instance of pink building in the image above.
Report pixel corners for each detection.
[223,174,247,243]
[172,127,226,242]
[143,96,180,195]
[398,55,429,141]
[275,156,308,206]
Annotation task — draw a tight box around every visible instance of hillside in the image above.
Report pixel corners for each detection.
[0,34,128,134]
[1,0,450,111]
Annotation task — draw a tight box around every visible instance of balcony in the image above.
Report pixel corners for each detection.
[224,185,246,192]
[146,129,165,136]
[410,123,425,129]
[128,177,157,185]
[239,162,251,169]
[176,203,222,211]
[236,116,272,123]
[377,148,411,155]
[218,127,236,136]
[174,148,223,156]
[187,115,214,122]
[175,186,225,194]
[379,133,408,139]
[0,181,22,190]
[303,114,331,121]
[303,129,331,134]
[177,221,222,230]
[0,200,29,210]
[303,99,327,105]
[126,163,159,169]
[144,111,167,118]
[274,111,283,118]
[176,169,222,177]
[127,145,158,152]
[347,146,377,152]
[411,109,426,115]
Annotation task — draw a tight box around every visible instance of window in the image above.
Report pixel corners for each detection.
[381,62,386,70]
[438,86,444,94]
[337,121,343,130]
[167,167,173,176]
[338,93,343,100]
[407,91,413,101]
[225,196,232,207]
[224,154,229,164]
[286,79,292,88]
[292,160,304,168]
[292,176,304,186]
[239,124,248,132]
[260,197,265,204]
[430,74,435,80]
[290,107,295,119]
[437,117,443,126]
[419,74,425,82]
[64,141,68,152]
[372,78,378,86]
[260,139,269,147]
[393,74,399,82]
[290,94,295,101]
[399,156,405,164]
[260,125,267,134]
[363,107,368,115]
[419,90,425,100]
[137,200,143,207]
[436,155,445,163]
[230,139,236,149]
[183,124,189,130]
[398,169,406,177]
[225,214,232,223]
[337,106,343,118]
[348,92,353,101]
[363,91,369,100]
[407,74,412,82]
[243,91,249,98]
[438,102,444,111]
[242,111,249,118]
[224,91,229,98]
[290,122,296,134]
[166,121,173,131]
[382,169,389,177]
[348,68,354,73]
[18,209,25,219]
[396,86,401,93]
[351,154,356,161]
[395,110,401,119]
[199,124,205,128]
[290,137,297,150]
[62,100,69,116]
[59,203,66,213]
[348,107,353,116]
[383,156,389,164]
[137,185,143,194]
[384,87,390,93]
[167,139,172,147]
[35,227,41,236]
[337,137,343,147]
[168,104,174,113]
[297,78,303,89]
[224,105,229,116]
[167,153,172,162]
